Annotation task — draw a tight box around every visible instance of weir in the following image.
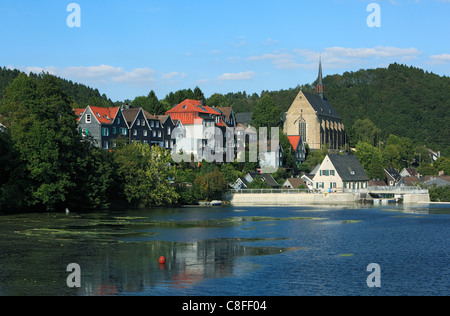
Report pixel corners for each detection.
[225,186,430,206]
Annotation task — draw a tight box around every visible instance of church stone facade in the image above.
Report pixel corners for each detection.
[283,58,347,151]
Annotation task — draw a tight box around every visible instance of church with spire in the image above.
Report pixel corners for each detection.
[283,57,347,151]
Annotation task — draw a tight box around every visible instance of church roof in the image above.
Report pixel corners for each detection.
[302,91,341,120]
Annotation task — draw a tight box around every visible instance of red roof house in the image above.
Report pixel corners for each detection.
[287,135,306,164]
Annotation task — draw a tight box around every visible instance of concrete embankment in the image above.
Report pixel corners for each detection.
[224,192,430,206]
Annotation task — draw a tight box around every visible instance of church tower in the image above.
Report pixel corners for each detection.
[283,57,347,151]
[317,55,324,100]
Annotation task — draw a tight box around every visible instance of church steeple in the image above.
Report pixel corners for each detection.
[317,55,324,100]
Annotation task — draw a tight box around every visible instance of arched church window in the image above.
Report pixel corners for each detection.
[299,118,306,142]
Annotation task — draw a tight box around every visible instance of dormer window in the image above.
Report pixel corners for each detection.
[86,114,91,123]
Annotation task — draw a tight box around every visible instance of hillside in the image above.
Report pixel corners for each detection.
[1,64,448,155]
[222,63,450,155]
[322,63,450,155]
[0,67,114,108]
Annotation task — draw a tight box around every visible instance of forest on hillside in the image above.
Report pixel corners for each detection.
[1,63,448,155]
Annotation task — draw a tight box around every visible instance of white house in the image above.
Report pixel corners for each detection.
[313,154,369,192]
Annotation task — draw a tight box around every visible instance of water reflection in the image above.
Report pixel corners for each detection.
[1,204,449,296]
[78,238,291,296]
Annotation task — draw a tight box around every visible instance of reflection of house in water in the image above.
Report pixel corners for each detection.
[81,237,285,295]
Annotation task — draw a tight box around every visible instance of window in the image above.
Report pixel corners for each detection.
[81,128,88,136]
[103,141,109,149]
[143,130,147,137]
[120,127,127,136]
[133,129,137,136]
[117,118,121,124]
[298,118,306,141]
[137,119,140,126]
[152,130,156,137]
[167,127,171,135]
[320,170,329,176]
[112,127,116,134]
[142,119,145,126]
[156,121,160,128]
[158,131,162,138]
[86,114,91,123]
[150,121,154,127]
[165,140,169,148]
[331,170,335,176]
[102,127,109,136]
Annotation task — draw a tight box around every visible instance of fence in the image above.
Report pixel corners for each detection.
[231,189,313,194]
[367,186,429,194]
[231,186,429,195]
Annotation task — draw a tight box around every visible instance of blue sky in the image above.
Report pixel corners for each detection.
[1,0,449,101]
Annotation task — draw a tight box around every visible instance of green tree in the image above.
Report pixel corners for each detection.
[355,141,385,179]
[132,90,164,115]
[301,146,327,173]
[428,185,450,202]
[193,175,209,201]
[351,118,381,147]
[251,95,283,128]
[193,86,205,102]
[433,156,450,175]
[2,74,84,211]
[75,144,117,209]
[418,163,438,176]
[0,131,27,212]
[204,169,227,200]
[114,143,178,207]
[220,163,240,184]
[206,93,229,107]
[383,134,415,168]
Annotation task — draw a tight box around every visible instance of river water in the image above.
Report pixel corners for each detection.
[0,204,449,296]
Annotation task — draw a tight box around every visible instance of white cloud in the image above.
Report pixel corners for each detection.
[263,38,279,46]
[428,53,450,64]
[161,71,187,80]
[15,64,157,86]
[247,52,302,70]
[294,46,422,68]
[111,67,156,85]
[217,71,255,81]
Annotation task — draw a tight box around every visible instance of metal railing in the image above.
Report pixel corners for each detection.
[230,186,429,195]
[231,189,313,194]
[367,186,429,194]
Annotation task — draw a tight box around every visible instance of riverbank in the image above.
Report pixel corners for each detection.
[225,192,431,206]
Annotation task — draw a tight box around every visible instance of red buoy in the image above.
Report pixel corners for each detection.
[159,256,166,264]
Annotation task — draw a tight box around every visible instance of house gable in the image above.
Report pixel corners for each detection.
[314,154,369,191]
